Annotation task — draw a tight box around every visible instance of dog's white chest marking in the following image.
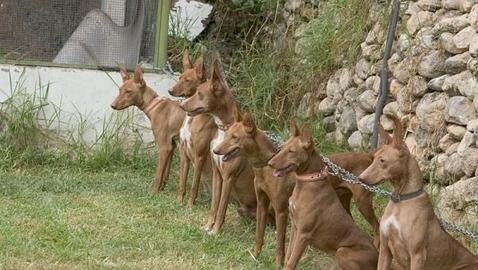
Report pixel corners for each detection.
[180,115,192,150]
[381,214,401,237]
[210,116,225,168]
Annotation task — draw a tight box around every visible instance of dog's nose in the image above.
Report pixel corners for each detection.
[110,104,117,110]
[267,160,275,168]
[212,149,220,155]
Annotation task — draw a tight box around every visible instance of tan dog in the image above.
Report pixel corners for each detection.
[111,65,185,193]
[180,59,257,234]
[269,122,378,270]
[169,51,216,206]
[359,115,478,270]
[213,111,294,266]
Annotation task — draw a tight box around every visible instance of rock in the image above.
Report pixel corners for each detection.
[326,78,340,100]
[428,75,449,91]
[417,50,446,78]
[475,96,478,110]
[381,114,396,131]
[390,79,404,98]
[343,87,361,103]
[393,58,414,84]
[463,0,478,12]
[334,129,347,145]
[440,32,467,54]
[362,44,382,61]
[443,153,465,182]
[337,68,353,93]
[355,58,371,80]
[442,71,478,99]
[406,2,421,16]
[322,116,336,132]
[297,92,313,118]
[388,53,402,72]
[396,87,419,114]
[348,130,367,150]
[469,34,478,56]
[444,52,471,74]
[457,131,476,155]
[352,74,364,86]
[467,119,478,132]
[357,114,375,134]
[453,26,476,50]
[318,97,336,116]
[445,96,478,125]
[417,0,442,11]
[416,92,449,131]
[365,76,381,94]
[440,134,457,151]
[433,14,469,34]
[447,124,467,140]
[365,22,386,44]
[469,4,478,30]
[338,107,357,136]
[442,0,465,10]
[357,90,377,113]
[407,75,429,97]
[417,27,438,49]
[446,142,460,154]
[438,177,478,227]
[431,153,448,180]
[284,0,304,12]
[404,133,420,157]
[396,34,412,54]
[407,10,435,35]
[383,101,404,119]
[460,147,478,176]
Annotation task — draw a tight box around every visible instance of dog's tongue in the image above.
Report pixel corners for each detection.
[273,170,284,177]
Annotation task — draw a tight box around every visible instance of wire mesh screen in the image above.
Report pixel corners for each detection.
[0,0,157,68]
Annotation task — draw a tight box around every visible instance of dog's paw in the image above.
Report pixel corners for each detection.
[202,223,213,232]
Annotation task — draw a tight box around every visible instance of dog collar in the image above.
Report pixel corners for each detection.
[294,165,329,182]
[391,188,424,203]
[143,96,164,114]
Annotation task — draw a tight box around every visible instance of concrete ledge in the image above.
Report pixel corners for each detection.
[0,64,178,144]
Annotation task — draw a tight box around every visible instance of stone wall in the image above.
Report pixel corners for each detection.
[295,0,478,226]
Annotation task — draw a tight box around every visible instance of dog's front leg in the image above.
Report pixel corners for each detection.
[177,144,190,202]
[410,249,426,270]
[188,155,207,206]
[253,187,269,259]
[203,164,222,232]
[284,230,308,270]
[152,142,174,193]
[377,233,392,270]
[210,175,234,234]
[275,209,288,267]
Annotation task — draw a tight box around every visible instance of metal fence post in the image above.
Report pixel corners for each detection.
[154,0,170,69]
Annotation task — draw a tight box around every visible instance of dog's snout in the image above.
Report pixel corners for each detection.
[212,148,220,155]
[110,104,117,110]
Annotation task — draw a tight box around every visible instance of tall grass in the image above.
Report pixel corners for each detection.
[0,70,156,171]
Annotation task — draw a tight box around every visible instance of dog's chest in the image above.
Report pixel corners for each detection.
[381,213,402,238]
[180,115,193,150]
[211,129,225,167]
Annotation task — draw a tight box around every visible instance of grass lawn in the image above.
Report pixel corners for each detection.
[0,159,337,270]
[0,158,476,269]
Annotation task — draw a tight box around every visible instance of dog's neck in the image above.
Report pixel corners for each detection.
[210,91,238,128]
[251,130,278,167]
[393,155,424,195]
[298,148,325,175]
[141,86,159,119]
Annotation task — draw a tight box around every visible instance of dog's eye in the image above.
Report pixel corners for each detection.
[198,92,203,99]
[380,158,385,163]
[232,135,237,140]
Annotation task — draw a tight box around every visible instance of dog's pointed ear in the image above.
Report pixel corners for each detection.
[289,119,299,137]
[194,55,205,80]
[389,114,404,147]
[243,112,256,135]
[211,59,225,96]
[182,49,193,70]
[300,125,313,149]
[133,65,145,87]
[233,106,242,122]
[378,124,392,146]
[119,65,129,82]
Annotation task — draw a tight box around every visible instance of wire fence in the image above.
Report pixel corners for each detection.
[0,0,158,68]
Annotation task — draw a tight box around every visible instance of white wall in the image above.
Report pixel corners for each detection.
[0,64,178,144]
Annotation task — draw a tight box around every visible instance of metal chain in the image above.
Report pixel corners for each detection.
[320,155,478,241]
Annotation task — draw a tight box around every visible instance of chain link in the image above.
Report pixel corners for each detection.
[320,155,478,241]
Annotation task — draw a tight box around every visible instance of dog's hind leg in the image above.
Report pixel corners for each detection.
[152,142,175,193]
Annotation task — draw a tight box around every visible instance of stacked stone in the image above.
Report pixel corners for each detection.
[299,0,478,225]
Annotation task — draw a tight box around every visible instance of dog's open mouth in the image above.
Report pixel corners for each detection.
[187,107,205,116]
[273,164,297,177]
[222,148,240,162]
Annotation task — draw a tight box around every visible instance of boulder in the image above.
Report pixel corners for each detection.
[417,50,447,78]
[440,32,467,54]
[407,75,429,97]
[416,92,449,131]
[417,0,442,11]
[337,107,357,136]
[428,74,449,91]
[442,71,478,99]
[460,147,478,176]
[407,10,435,35]
[439,133,457,152]
[447,124,467,140]
[445,96,478,125]
[438,177,478,228]
[443,152,465,183]
[348,130,367,150]
[453,26,476,50]
[444,52,471,74]
[467,119,478,133]
[446,142,460,154]
[318,97,336,116]
[355,58,371,80]
[433,14,469,34]
[357,114,375,134]
[322,116,336,132]
[457,131,476,155]
[357,90,377,113]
